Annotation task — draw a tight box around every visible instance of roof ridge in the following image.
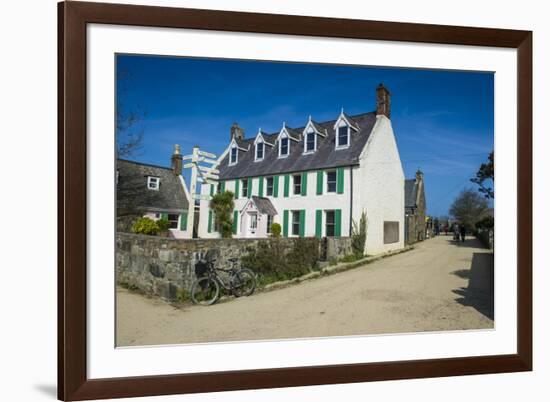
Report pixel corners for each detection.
[237,110,376,141]
[117,158,173,171]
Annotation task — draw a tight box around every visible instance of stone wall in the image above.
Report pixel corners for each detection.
[116,233,353,301]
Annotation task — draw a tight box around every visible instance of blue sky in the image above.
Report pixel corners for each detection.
[116,55,494,217]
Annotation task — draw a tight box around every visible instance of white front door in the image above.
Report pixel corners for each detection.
[247,212,258,237]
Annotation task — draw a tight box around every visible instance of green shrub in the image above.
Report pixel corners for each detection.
[132,217,161,235]
[157,218,170,232]
[351,211,367,258]
[270,223,282,238]
[209,191,235,238]
[340,254,360,263]
[475,216,494,230]
[241,238,320,285]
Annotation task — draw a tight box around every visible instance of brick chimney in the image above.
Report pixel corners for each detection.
[415,169,424,183]
[230,122,245,141]
[376,83,391,118]
[171,144,182,175]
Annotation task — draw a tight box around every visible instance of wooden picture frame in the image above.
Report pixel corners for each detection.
[58,1,532,400]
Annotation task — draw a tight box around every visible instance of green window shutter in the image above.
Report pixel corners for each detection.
[258,177,264,197]
[220,181,225,193]
[179,212,188,231]
[273,175,279,197]
[284,174,290,197]
[247,177,252,198]
[232,210,238,234]
[234,179,239,199]
[299,210,306,237]
[334,209,342,237]
[161,212,168,220]
[210,184,215,196]
[301,172,308,196]
[337,167,345,194]
[207,210,213,233]
[316,171,323,195]
[283,210,289,237]
[315,210,323,238]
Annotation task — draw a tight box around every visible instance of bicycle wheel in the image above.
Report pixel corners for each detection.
[191,277,220,305]
[232,268,256,297]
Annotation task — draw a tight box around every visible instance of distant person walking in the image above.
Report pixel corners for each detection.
[453,224,460,241]
[459,224,466,242]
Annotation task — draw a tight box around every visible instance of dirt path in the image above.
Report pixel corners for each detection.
[116,235,494,346]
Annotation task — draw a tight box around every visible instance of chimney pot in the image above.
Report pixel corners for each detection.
[171,144,183,175]
[230,122,245,141]
[376,83,391,118]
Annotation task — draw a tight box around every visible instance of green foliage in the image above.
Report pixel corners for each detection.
[471,151,494,199]
[209,191,235,238]
[270,222,282,238]
[475,216,494,230]
[241,238,320,285]
[175,288,190,302]
[449,189,489,232]
[132,217,161,235]
[156,218,170,232]
[351,211,367,258]
[340,254,361,263]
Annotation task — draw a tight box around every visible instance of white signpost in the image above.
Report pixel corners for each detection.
[182,146,219,238]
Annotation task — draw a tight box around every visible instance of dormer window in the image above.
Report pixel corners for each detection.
[253,130,273,162]
[333,109,358,150]
[229,146,238,165]
[337,125,350,148]
[280,136,289,157]
[255,142,264,161]
[304,130,316,153]
[147,176,160,190]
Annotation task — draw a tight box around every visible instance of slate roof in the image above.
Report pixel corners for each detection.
[117,159,189,214]
[251,196,278,215]
[219,112,377,180]
[405,179,418,208]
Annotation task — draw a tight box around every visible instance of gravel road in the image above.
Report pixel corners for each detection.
[116,235,494,346]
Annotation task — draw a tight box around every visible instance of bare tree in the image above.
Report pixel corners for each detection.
[449,189,489,231]
[116,69,145,158]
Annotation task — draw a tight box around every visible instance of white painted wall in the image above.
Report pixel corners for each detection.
[354,115,405,254]
[198,170,352,238]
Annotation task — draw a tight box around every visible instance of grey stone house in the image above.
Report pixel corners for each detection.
[404,170,427,245]
[116,146,191,238]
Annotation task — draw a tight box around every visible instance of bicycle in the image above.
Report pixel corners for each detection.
[191,257,256,305]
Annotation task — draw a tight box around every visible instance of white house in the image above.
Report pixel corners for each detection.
[198,84,405,255]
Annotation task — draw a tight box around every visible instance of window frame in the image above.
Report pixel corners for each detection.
[293,174,302,195]
[249,213,258,230]
[304,130,316,153]
[326,170,337,193]
[291,210,301,236]
[266,176,274,196]
[241,178,248,198]
[336,125,350,149]
[167,213,180,230]
[325,210,336,237]
[229,146,238,165]
[255,141,264,161]
[266,215,273,233]
[147,176,160,190]
[279,135,289,158]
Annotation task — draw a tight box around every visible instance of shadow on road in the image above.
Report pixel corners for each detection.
[452,253,494,321]
[446,237,486,249]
